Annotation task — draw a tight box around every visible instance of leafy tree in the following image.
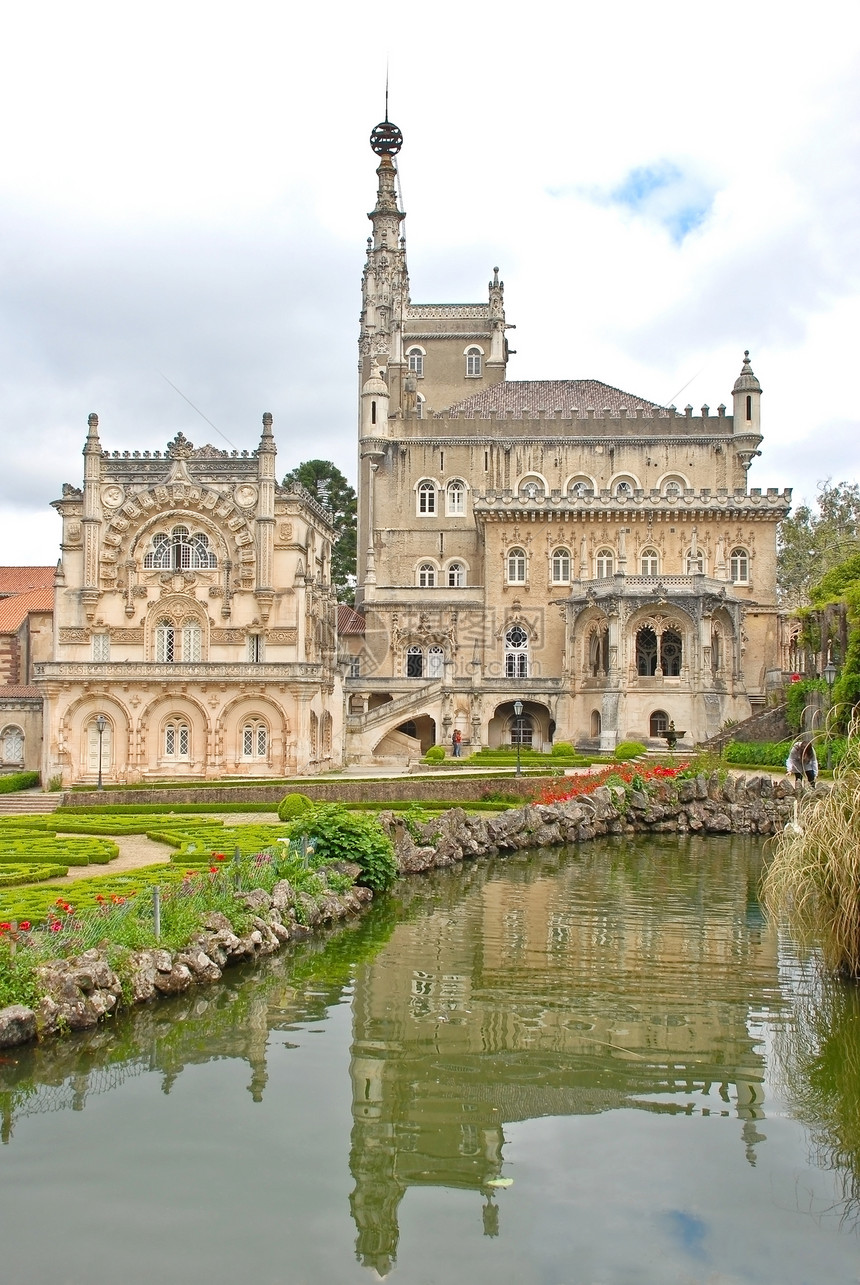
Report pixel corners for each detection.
[282,460,357,603]
[778,480,860,607]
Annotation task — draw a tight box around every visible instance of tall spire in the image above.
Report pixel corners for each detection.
[360,113,409,385]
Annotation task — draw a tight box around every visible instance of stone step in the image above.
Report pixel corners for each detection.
[0,793,59,815]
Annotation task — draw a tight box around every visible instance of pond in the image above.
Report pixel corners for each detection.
[2,834,859,1284]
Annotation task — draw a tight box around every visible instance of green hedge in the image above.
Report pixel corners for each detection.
[614,741,646,761]
[724,741,792,766]
[0,863,69,888]
[0,837,118,865]
[0,772,40,794]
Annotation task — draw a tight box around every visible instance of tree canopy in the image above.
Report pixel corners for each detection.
[778,480,860,608]
[282,460,357,603]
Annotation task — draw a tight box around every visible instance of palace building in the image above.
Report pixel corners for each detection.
[344,117,791,760]
[32,414,341,784]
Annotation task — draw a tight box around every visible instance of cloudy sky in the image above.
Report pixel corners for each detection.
[1,1,858,563]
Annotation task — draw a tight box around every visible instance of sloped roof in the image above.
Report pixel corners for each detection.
[338,603,366,635]
[0,685,42,699]
[0,587,53,633]
[447,379,666,417]
[0,567,55,595]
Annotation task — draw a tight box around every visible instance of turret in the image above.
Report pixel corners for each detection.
[732,350,762,437]
[360,117,409,402]
[360,369,390,446]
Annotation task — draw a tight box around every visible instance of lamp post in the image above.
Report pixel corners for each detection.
[513,700,523,778]
[95,714,106,791]
[823,658,837,771]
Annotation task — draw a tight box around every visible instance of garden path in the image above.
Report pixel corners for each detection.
[46,812,282,885]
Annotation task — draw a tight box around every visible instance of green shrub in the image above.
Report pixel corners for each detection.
[423,746,446,764]
[0,772,40,794]
[551,742,575,757]
[286,806,398,893]
[614,741,646,761]
[786,678,826,732]
[277,792,315,822]
[725,740,792,767]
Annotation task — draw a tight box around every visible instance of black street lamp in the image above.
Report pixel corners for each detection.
[513,699,523,778]
[823,658,837,770]
[96,714,107,791]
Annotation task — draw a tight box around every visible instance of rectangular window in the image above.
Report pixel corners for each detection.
[248,635,264,662]
[178,725,189,757]
[348,656,361,679]
[243,725,253,756]
[92,634,110,661]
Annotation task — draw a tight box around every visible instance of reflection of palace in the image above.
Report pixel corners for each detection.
[348,840,778,1276]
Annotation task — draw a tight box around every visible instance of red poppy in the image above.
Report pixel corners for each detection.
[209,865,218,873]
[215,854,227,862]
[0,922,10,933]
[19,921,30,932]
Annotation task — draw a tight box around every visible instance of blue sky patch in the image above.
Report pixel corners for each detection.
[662,1208,709,1260]
[561,160,715,243]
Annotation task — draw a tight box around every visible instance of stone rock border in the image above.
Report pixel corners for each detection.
[0,773,806,1049]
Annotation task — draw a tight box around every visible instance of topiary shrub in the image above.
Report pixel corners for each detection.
[423,745,446,764]
[551,741,575,757]
[0,772,40,794]
[614,741,646,761]
[277,792,314,822]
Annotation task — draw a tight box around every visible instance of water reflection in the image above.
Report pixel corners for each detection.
[1,834,859,1281]
[347,835,780,1273]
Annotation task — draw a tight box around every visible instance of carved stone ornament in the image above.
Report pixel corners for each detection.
[102,485,125,509]
[58,627,89,644]
[65,522,82,545]
[235,484,257,508]
[167,432,194,459]
[268,629,298,644]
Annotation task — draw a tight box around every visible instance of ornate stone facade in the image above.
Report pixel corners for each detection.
[346,120,791,761]
[36,415,342,783]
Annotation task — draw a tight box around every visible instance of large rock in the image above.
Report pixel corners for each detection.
[0,1004,37,1048]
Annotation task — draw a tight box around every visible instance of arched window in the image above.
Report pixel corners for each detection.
[661,629,682,676]
[417,480,436,515]
[686,549,705,574]
[505,625,529,678]
[569,477,593,499]
[636,626,658,676]
[519,476,545,501]
[155,619,175,662]
[590,710,602,738]
[427,646,445,678]
[551,547,571,584]
[164,720,190,759]
[1,725,24,764]
[465,347,483,377]
[144,526,217,570]
[182,619,202,662]
[407,347,424,377]
[507,548,527,584]
[614,480,634,499]
[663,478,684,499]
[448,562,465,587]
[242,720,268,759]
[416,393,425,420]
[730,547,749,583]
[406,645,424,678]
[446,480,466,516]
[418,562,436,588]
[595,549,614,578]
[640,548,659,576]
[650,710,669,737]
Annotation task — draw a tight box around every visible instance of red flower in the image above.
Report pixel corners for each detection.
[50,921,62,933]
[0,922,10,933]
[96,894,105,903]
[209,865,218,873]
[19,921,31,932]
[215,854,227,862]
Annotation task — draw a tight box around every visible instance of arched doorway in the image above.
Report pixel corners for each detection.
[590,709,602,738]
[650,710,669,737]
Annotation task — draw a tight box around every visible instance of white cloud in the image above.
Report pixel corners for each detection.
[1,1,859,562]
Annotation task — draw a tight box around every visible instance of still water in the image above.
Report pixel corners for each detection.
[2,835,860,1285]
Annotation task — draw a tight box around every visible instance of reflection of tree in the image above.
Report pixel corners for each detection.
[773,962,860,1221]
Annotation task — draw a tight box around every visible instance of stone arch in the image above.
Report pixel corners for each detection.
[57,692,132,784]
[138,691,211,776]
[219,693,291,773]
[565,473,597,498]
[1,724,25,766]
[101,489,255,585]
[515,472,549,501]
[487,700,553,751]
[628,605,695,679]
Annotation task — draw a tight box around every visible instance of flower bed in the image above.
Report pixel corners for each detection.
[535,761,694,805]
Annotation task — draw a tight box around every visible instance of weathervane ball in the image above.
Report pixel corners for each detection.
[370,119,403,156]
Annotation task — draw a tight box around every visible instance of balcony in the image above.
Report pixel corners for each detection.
[34,661,326,683]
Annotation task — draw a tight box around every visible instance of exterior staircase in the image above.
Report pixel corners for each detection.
[346,680,444,733]
[0,791,59,815]
[700,703,790,756]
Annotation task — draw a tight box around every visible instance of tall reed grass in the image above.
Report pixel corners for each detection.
[763,716,860,977]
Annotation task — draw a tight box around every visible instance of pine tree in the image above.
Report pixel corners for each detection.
[282,460,357,603]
